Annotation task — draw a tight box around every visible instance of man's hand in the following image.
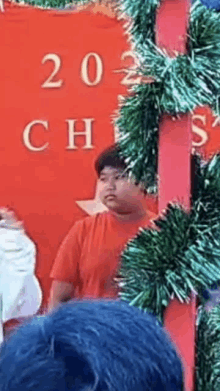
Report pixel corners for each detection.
[48,280,74,312]
[0,208,23,230]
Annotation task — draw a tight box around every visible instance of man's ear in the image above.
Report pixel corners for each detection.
[134,180,146,194]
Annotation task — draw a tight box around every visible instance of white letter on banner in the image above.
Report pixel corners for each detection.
[23,120,49,151]
[66,119,94,150]
[192,115,208,148]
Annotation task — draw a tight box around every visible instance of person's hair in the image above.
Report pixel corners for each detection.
[94,145,127,177]
[0,300,183,391]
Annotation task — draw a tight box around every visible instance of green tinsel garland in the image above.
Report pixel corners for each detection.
[14,0,90,9]
[118,154,220,323]
[118,2,220,387]
[116,0,220,191]
[116,0,160,45]
[118,0,220,115]
[192,154,220,231]
[136,2,220,114]
[116,83,159,192]
[196,305,220,391]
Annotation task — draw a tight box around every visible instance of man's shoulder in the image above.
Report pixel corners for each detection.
[147,210,157,221]
[70,212,110,231]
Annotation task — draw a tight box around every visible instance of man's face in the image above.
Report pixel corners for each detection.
[98,166,144,214]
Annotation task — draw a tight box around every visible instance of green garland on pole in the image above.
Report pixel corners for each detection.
[116,1,220,388]
[116,0,220,191]
[116,83,159,193]
[14,0,91,9]
[116,0,160,45]
[196,305,220,391]
[118,154,220,323]
[190,1,220,117]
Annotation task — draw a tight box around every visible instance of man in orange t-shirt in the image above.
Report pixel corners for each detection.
[49,145,156,310]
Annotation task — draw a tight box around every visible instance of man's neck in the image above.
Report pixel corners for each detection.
[110,208,147,223]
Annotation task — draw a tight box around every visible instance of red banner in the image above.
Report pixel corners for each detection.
[0,2,132,308]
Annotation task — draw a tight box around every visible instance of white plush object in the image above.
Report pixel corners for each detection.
[0,225,42,342]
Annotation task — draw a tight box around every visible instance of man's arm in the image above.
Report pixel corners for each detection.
[48,280,75,312]
[49,220,84,312]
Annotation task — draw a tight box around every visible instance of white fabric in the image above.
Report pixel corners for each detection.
[0,227,42,342]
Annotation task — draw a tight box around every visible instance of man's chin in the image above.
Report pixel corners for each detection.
[104,200,118,210]
[101,199,120,211]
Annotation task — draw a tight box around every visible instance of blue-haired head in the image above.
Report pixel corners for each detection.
[0,300,183,391]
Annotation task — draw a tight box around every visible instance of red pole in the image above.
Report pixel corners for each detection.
[156,1,196,390]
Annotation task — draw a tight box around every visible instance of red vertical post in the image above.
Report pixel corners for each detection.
[156,1,196,390]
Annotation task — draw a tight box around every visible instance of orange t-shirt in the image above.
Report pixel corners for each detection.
[50,211,154,298]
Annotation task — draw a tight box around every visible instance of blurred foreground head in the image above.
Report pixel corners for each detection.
[0,300,183,391]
